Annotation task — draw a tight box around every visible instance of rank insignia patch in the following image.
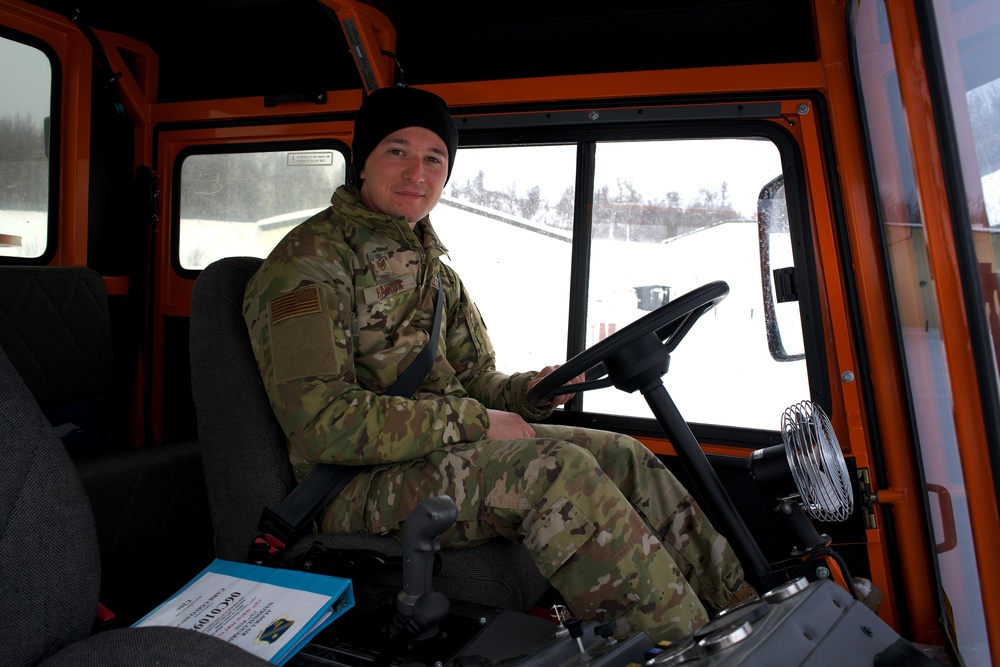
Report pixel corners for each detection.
[368,250,392,282]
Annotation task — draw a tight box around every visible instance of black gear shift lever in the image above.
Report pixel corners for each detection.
[389,495,457,641]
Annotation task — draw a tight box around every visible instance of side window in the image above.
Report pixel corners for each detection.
[969,78,1000,228]
[177,148,346,269]
[0,34,51,259]
[443,137,809,431]
[439,145,577,372]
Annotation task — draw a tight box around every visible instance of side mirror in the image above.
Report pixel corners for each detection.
[758,175,805,361]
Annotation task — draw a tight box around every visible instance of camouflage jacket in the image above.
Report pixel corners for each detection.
[244,184,552,479]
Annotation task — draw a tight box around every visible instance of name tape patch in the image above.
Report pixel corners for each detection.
[363,273,416,303]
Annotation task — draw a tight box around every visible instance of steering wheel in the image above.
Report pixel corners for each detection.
[526,279,778,590]
[527,280,729,406]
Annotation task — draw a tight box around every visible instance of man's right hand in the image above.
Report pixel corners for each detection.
[485,409,536,439]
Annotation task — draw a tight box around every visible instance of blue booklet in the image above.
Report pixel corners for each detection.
[133,559,354,665]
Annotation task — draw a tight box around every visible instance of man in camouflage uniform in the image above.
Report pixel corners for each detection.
[244,85,754,642]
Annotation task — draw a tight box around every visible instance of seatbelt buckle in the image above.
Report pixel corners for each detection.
[248,532,287,565]
[91,601,118,634]
[248,506,297,565]
[257,506,298,544]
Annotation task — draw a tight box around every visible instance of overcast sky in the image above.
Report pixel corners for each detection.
[0,35,52,122]
[449,139,782,221]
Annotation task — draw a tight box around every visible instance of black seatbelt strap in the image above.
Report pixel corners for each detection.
[384,276,444,398]
[250,276,444,564]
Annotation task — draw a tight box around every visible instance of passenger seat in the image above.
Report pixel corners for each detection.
[0,265,116,455]
[0,265,215,627]
[0,339,268,666]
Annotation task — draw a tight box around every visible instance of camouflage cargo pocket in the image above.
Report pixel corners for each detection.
[522,495,596,578]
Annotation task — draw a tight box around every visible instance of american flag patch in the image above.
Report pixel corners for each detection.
[269,285,322,324]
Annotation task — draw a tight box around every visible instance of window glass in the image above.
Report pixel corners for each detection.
[0,35,51,258]
[438,145,576,374]
[851,2,988,663]
[968,76,1000,228]
[584,139,804,429]
[440,139,809,431]
[926,1,1000,661]
[931,0,1000,384]
[178,149,345,269]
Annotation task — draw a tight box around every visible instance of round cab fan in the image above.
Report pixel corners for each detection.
[750,400,854,554]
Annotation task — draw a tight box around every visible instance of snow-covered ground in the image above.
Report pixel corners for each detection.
[0,209,46,257]
[431,201,811,430]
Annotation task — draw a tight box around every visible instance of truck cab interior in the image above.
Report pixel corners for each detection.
[3,1,998,665]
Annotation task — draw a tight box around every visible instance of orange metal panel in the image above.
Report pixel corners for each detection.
[790,98,906,631]
[151,88,364,125]
[92,28,158,104]
[79,27,160,443]
[320,0,397,92]
[92,27,157,169]
[437,63,825,110]
[103,275,128,296]
[147,63,825,128]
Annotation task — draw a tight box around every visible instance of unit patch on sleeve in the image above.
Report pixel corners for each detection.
[268,285,343,383]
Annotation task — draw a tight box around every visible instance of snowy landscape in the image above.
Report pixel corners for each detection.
[3,168,999,432]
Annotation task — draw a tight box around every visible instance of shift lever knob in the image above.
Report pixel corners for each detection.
[391,495,457,640]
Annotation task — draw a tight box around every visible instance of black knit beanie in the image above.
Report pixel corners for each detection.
[351,86,459,184]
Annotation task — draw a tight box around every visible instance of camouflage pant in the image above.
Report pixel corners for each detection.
[321,423,747,641]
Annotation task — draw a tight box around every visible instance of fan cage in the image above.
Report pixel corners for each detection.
[780,401,854,522]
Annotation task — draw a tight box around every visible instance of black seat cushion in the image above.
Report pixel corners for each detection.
[0,266,115,456]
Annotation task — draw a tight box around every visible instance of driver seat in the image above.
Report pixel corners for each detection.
[189,256,551,611]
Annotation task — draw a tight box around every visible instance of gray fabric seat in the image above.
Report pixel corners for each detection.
[0,265,116,455]
[0,265,216,625]
[0,341,270,667]
[189,256,551,612]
